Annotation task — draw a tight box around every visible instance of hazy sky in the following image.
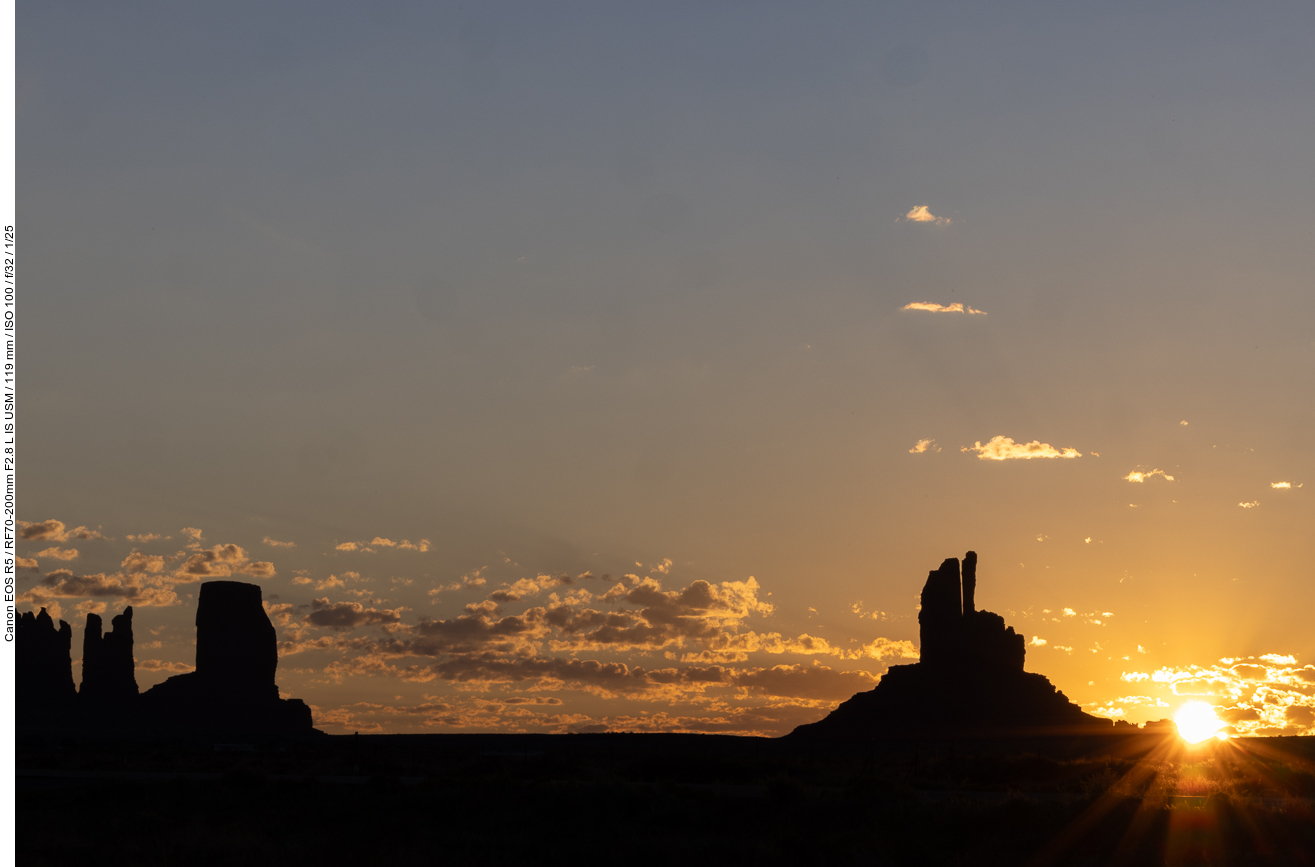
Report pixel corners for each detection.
[19,1,1315,735]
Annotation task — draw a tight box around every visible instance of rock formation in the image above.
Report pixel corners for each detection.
[789,551,1108,741]
[16,608,77,713]
[17,582,317,738]
[80,607,139,703]
[141,580,313,735]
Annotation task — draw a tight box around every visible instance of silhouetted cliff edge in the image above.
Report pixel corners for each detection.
[18,580,318,739]
[789,552,1108,741]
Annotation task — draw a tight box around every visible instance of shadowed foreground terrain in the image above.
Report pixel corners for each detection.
[17,732,1315,866]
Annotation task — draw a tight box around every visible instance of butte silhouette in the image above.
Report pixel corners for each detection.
[17,579,317,738]
[790,551,1108,741]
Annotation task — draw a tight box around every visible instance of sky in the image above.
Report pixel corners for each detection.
[17,1,1315,736]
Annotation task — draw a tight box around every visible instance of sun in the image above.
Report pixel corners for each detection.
[1174,700,1227,744]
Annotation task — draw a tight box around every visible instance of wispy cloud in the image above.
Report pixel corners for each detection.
[263,536,296,548]
[961,436,1082,461]
[901,205,951,226]
[901,302,986,315]
[908,438,940,454]
[1238,501,1260,509]
[34,547,79,561]
[1124,469,1175,483]
[336,537,431,554]
[1271,481,1301,489]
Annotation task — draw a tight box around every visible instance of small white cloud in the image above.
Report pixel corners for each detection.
[1029,636,1047,647]
[902,205,951,226]
[962,436,1081,461]
[1124,469,1175,483]
[908,438,941,454]
[1271,482,1299,489]
[1238,501,1260,509]
[1180,420,1189,426]
[901,301,986,315]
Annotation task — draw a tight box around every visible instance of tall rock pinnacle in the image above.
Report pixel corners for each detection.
[81,607,139,702]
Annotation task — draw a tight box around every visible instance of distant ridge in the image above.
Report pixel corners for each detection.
[789,552,1108,741]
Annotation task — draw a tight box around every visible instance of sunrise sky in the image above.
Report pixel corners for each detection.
[18,2,1315,736]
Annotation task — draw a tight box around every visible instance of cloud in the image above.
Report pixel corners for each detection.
[126,533,164,543]
[335,537,431,553]
[306,598,406,632]
[488,574,573,603]
[901,205,950,226]
[908,438,940,454]
[22,570,178,607]
[1271,482,1301,489]
[1123,654,1315,736]
[961,436,1082,461]
[16,557,38,572]
[34,547,79,561]
[175,544,275,580]
[901,302,986,315]
[181,527,204,546]
[1030,636,1047,646]
[263,536,296,548]
[137,659,194,673]
[1124,469,1175,483]
[18,520,108,542]
[121,550,166,574]
[428,570,489,598]
[731,664,879,701]
[1238,501,1260,509]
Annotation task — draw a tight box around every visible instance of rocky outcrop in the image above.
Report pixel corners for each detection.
[141,580,313,735]
[17,582,318,738]
[789,552,1107,741]
[80,607,139,703]
[17,608,77,712]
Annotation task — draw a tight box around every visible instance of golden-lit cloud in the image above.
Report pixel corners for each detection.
[428,570,489,598]
[263,536,296,548]
[121,550,166,574]
[908,438,940,454]
[306,598,406,632]
[1238,501,1260,509]
[901,205,951,226]
[1124,469,1175,483]
[125,533,164,543]
[16,556,38,571]
[18,520,108,542]
[336,537,431,553]
[1270,481,1301,489]
[21,570,178,607]
[900,301,986,315]
[175,544,275,580]
[1117,654,1315,736]
[34,547,79,561]
[961,436,1082,461]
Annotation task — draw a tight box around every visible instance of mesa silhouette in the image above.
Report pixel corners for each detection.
[790,551,1109,741]
[17,580,317,738]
